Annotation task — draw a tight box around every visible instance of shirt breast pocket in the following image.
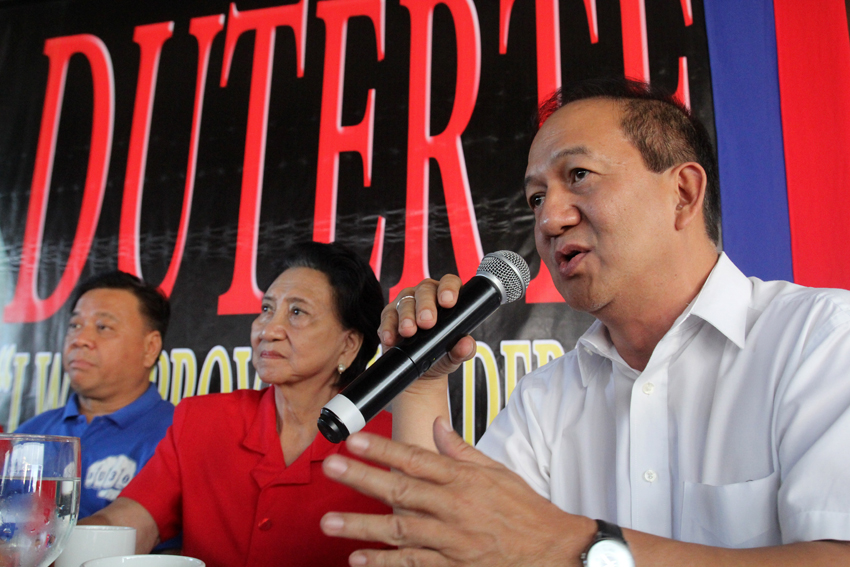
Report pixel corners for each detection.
[681,471,781,548]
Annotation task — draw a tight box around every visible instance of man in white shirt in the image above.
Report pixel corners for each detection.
[319,78,850,565]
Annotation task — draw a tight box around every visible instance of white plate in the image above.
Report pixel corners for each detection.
[82,556,205,567]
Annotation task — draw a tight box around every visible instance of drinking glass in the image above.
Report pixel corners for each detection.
[0,434,81,567]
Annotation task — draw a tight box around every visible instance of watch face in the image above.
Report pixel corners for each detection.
[584,539,635,567]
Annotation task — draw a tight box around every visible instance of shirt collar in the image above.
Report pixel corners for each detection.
[689,252,751,350]
[61,383,165,428]
[102,384,166,428]
[242,386,279,456]
[577,321,633,387]
[242,386,342,462]
[61,394,83,420]
[576,253,751,386]
[243,386,344,487]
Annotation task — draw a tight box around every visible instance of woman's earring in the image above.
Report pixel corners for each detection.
[338,363,346,374]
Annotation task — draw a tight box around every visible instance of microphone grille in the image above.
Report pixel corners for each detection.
[477,251,531,304]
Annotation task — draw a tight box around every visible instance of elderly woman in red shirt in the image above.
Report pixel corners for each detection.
[83,242,392,566]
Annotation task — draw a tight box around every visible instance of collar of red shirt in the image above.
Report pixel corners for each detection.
[242,386,345,488]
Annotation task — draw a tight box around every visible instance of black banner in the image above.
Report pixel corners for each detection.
[0,0,714,442]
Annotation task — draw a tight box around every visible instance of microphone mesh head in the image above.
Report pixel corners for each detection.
[477,251,531,304]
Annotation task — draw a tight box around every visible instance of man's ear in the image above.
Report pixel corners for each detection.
[142,330,162,369]
[673,162,708,232]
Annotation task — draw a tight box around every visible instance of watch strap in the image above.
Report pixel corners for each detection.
[594,519,626,543]
[580,520,635,567]
[581,518,633,567]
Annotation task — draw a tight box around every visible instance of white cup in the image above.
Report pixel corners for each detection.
[56,526,137,567]
[82,557,205,567]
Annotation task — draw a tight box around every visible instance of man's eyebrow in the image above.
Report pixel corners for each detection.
[524,146,592,189]
[93,311,120,322]
[70,310,120,322]
[553,146,592,160]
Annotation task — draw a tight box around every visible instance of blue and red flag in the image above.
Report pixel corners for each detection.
[707,0,850,287]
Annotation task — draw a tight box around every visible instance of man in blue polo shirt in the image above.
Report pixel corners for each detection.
[16,271,174,518]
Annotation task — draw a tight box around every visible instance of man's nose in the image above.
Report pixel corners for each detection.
[537,187,580,236]
[67,325,95,347]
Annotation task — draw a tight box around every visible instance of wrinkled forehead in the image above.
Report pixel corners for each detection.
[266,266,335,306]
[526,98,630,169]
[73,288,140,315]
[69,288,153,334]
[534,98,625,145]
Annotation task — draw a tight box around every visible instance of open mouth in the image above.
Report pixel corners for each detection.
[555,247,588,277]
[557,247,587,263]
[564,250,581,262]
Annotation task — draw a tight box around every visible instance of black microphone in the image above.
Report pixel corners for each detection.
[318,250,531,443]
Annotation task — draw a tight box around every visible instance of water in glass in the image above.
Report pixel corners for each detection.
[0,435,81,567]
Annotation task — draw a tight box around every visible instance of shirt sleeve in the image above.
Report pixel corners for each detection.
[13,417,42,434]
[476,371,554,500]
[14,408,61,434]
[118,402,186,542]
[775,299,850,543]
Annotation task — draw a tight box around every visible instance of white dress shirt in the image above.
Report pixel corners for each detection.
[477,253,850,547]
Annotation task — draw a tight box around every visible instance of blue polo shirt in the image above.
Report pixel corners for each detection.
[16,383,174,518]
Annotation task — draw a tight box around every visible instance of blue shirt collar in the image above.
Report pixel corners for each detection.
[62,383,166,429]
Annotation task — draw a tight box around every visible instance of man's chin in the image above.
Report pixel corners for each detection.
[565,299,601,314]
[559,286,607,315]
[68,376,96,396]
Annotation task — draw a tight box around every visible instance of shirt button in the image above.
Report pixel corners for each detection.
[642,382,655,395]
[644,470,657,483]
[258,518,272,531]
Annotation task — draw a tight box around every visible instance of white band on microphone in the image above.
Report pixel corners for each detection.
[324,394,367,436]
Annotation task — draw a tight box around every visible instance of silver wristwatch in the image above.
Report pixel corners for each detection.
[581,519,635,567]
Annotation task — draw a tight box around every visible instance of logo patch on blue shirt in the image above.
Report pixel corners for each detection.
[85,455,137,501]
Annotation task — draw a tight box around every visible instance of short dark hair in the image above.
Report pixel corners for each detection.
[276,241,385,388]
[536,77,721,244]
[70,271,171,340]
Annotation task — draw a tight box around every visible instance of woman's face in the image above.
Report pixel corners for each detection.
[251,267,361,388]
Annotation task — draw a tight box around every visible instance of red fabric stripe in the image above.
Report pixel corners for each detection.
[774,0,850,288]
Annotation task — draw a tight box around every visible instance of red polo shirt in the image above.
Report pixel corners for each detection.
[121,387,392,567]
